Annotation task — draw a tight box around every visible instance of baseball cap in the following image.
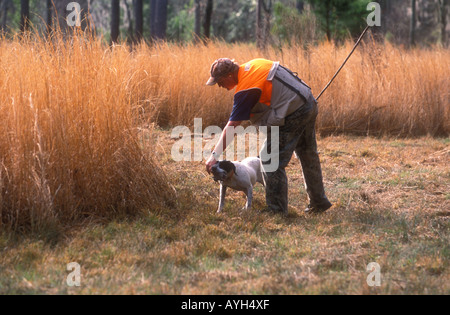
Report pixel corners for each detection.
[206,58,238,86]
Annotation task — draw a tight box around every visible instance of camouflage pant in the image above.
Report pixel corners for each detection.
[260,100,331,214]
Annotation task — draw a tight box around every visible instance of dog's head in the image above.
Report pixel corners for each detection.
[211,160,237,182]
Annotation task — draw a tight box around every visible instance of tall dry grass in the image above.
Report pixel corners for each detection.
[135,40,449,136]
[0,31,448,230]
[0,33,172,231]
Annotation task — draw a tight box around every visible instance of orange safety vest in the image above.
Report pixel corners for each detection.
[235,59,274,107]
[231,58,312,126]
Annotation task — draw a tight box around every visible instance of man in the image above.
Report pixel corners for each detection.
[205,58,332,215]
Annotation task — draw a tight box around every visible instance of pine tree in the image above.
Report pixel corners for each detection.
[307,0,369,41]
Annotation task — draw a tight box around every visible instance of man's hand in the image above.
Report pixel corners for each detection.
[206,155,217,174]
[206,121,241,174]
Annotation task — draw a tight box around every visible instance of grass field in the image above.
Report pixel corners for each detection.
[1,131,448,294]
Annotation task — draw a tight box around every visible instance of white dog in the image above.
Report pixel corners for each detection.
[211,157,265,213]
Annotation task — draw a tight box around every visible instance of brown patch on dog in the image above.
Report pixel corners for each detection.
[218,161,237,177]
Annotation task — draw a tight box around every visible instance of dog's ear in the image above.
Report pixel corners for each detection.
[218,160,237,175]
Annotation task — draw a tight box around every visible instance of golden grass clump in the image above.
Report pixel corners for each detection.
[0,33,172,231]
[136,40,449,136]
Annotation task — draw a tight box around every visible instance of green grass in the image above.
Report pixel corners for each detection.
[0,134,449,295]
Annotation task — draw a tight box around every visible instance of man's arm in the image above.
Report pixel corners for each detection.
[215,120,242,154]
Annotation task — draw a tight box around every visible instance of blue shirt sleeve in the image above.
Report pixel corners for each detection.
[229,89,262,122]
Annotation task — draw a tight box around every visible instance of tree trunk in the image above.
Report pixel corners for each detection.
[256,0,262,49]
[46,0,53,34]
[203,0,213,40]
[0,0,11,33]
[256,0,272,50]
[263,0,272,47]
[194,0,201,41]
[371,0,390,41]
[133,0,143,42]
[150,0,156,39]
[124,0,133,43]
[111,0,120,44]
[296,0,304,14]
[152,0,168,40]
[410,0,416,47]
[20,0,30,33]
[440,0,448,47]
[203,0,214,40]
[325,0,331,41]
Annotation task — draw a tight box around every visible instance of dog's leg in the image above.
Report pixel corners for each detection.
[217,184,227,213]
[244,186,253,210]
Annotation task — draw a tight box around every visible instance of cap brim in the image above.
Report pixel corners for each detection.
[206,77,217,86]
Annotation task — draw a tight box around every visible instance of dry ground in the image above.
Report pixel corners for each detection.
[0,131,448,295]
